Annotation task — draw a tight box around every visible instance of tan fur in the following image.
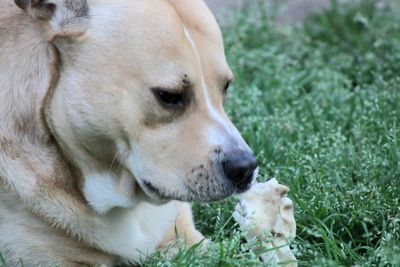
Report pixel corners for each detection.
[0,0,255,265]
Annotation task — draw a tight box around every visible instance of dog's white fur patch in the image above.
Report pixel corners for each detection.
[183,27,237,144]
[99,201,179,263]
[183,26,248,154]
[83,173,135,214]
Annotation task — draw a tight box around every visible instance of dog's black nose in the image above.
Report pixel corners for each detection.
[222,151,258,189]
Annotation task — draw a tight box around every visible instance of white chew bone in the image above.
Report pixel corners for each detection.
[233,178,297,266]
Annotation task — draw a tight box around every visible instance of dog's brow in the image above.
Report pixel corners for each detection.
[181,74,193,91]
[153,75,193,93]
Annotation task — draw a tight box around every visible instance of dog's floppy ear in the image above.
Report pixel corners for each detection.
[14,0,89,38]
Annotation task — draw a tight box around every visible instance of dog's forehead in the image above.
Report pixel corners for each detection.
[85,0,231,85]
[89,0,185,41]
[167,0,232,79]
[84,1,192,81]
[167,0,224,48]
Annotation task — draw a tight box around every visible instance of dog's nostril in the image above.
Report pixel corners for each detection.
[222,152,258,187]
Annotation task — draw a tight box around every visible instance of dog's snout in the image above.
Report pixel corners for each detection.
[222,151,258,191]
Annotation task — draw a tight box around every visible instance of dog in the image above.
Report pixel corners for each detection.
[0,0,258,265]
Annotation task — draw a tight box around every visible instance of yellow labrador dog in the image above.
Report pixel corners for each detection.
[0,0,257,265]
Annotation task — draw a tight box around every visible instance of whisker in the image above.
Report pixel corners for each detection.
[116,150,131,170]
[108,149,123,175]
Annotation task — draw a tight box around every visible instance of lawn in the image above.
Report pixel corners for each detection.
[144,1,400,266]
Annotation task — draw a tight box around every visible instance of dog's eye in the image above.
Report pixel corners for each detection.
[153,89,184,108]
[223,81,231,94]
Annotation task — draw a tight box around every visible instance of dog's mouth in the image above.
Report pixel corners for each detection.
[141,180,173,202]
[138,175,255,204]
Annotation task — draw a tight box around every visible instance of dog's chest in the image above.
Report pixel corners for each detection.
[100,201,179,263]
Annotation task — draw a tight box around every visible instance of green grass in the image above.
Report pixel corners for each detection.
[144,1,400,266]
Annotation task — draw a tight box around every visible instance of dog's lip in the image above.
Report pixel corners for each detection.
[139,175,255,203]
[139,180,172,204]
[142,181,164,198]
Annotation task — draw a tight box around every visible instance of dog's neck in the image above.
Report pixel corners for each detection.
[0,9,95,203]
[0,10,100,244]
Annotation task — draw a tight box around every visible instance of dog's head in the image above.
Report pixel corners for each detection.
[16,0,257,213]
